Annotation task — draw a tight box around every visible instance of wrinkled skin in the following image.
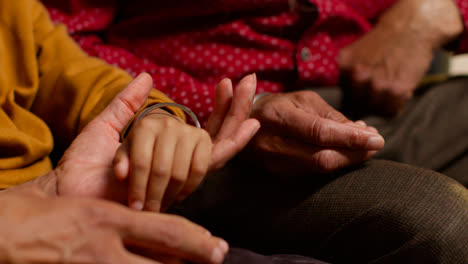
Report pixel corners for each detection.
[339,0,463,115]
[247,91,384,176]
[246,0,464,176]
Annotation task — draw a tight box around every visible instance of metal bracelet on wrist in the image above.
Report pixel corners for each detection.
[253,92,271,105]
[136,102,201,128]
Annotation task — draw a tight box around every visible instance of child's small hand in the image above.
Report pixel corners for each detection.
[114,107,213,212]
[114,74,260,212]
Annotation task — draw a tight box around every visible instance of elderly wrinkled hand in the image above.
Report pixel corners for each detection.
[338,0,463,115]
[246,90,385,176]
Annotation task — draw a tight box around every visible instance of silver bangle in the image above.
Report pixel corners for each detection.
[253,92,271,104]
[136,102,201,128]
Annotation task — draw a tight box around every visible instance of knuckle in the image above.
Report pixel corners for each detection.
[197,238,217,258]
[142,116,181,131]
[315,151,339,173]
[310,119,327,143]
[156,216,190,247]
[303,91,323,106]
[348,129,362,148]
[325,110,347,122]
[132,159,149,173]
[199,129,212,142]
[178,124,192,136]
[144,199,162,211]
[151,165,171,179]
[255,134,281,155]
[134,117,155,130]
[191,162,207,177]
[171,172,187,186]
[371,81,385,93]
[257,101,281,122]
[78,201,115,227]
[306,90,320,99]
[161,117,178,129]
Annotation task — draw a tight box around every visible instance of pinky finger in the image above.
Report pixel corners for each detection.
[178,140,211,201]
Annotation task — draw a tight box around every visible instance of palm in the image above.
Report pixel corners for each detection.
[56,74,259,203]
[56,117,127,202]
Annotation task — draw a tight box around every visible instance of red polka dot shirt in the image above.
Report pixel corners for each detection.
[43,0,468,125]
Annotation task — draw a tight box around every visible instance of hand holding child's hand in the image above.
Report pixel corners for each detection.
[114,74,260,212]
[113,109,212,212]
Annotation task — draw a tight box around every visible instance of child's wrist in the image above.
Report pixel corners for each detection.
[134,103,200,128]
[141,108,185,123]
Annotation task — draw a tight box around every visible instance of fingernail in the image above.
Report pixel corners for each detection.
[219,240,229,254]
[130,201,144,211]
[366,136,385,150]
[211,247,225,264]
[222,78,232,88]
[135,72,147,81]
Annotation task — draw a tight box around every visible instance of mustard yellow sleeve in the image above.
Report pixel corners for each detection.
[29,0,185,148]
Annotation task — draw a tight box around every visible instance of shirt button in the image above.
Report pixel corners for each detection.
[300,47,311,62]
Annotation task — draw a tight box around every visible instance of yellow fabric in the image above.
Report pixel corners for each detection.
[0,0,184,188]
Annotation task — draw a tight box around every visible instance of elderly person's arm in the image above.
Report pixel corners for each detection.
[338,0,464,115]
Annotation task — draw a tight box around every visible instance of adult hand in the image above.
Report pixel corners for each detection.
[113,74,259,212]
[0,186,228,264]
[246,91,385,176]
[338,0,463,115]
[57,73,259,211]
[56,73,152,203]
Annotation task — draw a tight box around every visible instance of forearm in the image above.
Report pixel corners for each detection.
[377,0,463,50]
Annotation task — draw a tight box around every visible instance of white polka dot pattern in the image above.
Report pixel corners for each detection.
[44,0,468,126]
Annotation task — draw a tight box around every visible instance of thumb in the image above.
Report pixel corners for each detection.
[97,73,154,134]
